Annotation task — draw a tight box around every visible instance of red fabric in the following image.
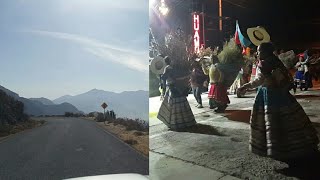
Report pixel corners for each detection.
[234,30,241,45]
[208,84,230,104]
[242,46,246,55]
[297,53,304,58]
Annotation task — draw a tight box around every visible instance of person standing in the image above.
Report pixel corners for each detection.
[238,42,319,161]
[190,61,207,108]
[157,56,196,130]
[202,56,230,113]
[294,55,307,91]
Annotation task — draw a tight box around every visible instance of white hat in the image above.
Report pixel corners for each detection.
[247,26,271,46]
[150,56,166,74]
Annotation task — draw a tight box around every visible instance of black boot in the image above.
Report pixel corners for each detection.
[215,104,228,113]
[209,99,218,109]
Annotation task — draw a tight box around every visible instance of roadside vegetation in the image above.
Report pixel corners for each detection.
[0,89,45,138]
[87,110,149,156]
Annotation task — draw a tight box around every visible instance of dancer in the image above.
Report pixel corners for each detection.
[238,42,319,161]
[157,57,196,130]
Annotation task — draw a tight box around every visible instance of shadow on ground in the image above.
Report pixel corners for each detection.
[275,151,320,180]
[294,94,320,99]
[237,95,256,98]
[175,124,226,136]
[223,110,251,124]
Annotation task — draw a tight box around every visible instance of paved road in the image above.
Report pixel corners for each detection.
[0,117,148,180]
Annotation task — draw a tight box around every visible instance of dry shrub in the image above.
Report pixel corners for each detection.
[112,118,148,132]
[124,139,138,145]
[133,131,144,136]
[158,31,194,76]
[217,38,242,64]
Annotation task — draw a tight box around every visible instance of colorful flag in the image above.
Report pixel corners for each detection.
[234,28,241,45]
[235,20,252,47]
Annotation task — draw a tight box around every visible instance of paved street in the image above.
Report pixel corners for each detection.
[0,117,148,180]
[149,86,320,180]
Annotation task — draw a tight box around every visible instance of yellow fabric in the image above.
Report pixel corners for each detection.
[202,64,223,84]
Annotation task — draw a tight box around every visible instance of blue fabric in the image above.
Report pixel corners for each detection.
[236,21,252,47]
[295,71,305,81]
[254,87,296,109]
[192,87,202,105]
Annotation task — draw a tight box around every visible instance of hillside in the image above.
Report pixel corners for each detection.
[53,89,148,120]
[0,85,81,116]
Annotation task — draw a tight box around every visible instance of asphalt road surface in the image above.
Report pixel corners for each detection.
[0,117,148,180]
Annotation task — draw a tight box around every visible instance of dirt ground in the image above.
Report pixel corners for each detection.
[90,119,149,156]
[0,119,45,140]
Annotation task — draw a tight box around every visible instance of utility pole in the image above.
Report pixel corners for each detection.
[219,0,223,44]
[201,2,205,48]
[219,0,222,32]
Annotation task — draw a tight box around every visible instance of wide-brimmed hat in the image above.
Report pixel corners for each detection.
[247,26,270,46]
[150,56,166,75]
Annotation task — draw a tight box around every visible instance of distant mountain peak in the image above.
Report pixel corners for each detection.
[29,97,55,105]
[89,88,101,92]
[52,89,148,120]
[84,88,113,95]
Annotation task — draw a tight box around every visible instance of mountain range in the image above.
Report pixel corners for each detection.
[0,85,148,120]
[0,85,80,116]
[52,89,149,121]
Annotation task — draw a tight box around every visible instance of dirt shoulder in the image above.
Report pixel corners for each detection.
[0,119,46,141]
[85,118,149,157]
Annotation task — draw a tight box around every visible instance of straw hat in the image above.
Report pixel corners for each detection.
[150,56,166,74]
[247,26,270,46]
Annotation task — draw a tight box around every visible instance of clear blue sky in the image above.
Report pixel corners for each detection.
[0,0,149,100]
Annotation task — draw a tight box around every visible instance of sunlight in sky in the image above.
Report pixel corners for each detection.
[0,0,149,99]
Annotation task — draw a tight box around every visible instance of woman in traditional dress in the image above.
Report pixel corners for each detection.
[238,42,319,161]
[202,56,230,113]
[157,57,196,130]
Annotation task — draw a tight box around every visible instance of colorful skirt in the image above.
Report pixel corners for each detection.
[157,88,196,130]
[250,87,319,160]
[208,84,230,105]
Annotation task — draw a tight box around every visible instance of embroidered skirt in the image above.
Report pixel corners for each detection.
[250,87,319,160]
[157,88,196,130]
[208,84,230,105]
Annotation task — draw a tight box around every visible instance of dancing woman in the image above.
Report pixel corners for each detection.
[238,42,319,161]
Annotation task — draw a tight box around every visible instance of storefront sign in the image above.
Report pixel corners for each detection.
[193,14,200,53]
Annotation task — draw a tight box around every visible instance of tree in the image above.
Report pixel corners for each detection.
[106,110,110,120]
[88,112,95,117]
[0,89,29,125]
[109,110,116,120]
[95,113,104,122]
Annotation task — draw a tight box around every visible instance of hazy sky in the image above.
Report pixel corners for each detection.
[0,0,149,100]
